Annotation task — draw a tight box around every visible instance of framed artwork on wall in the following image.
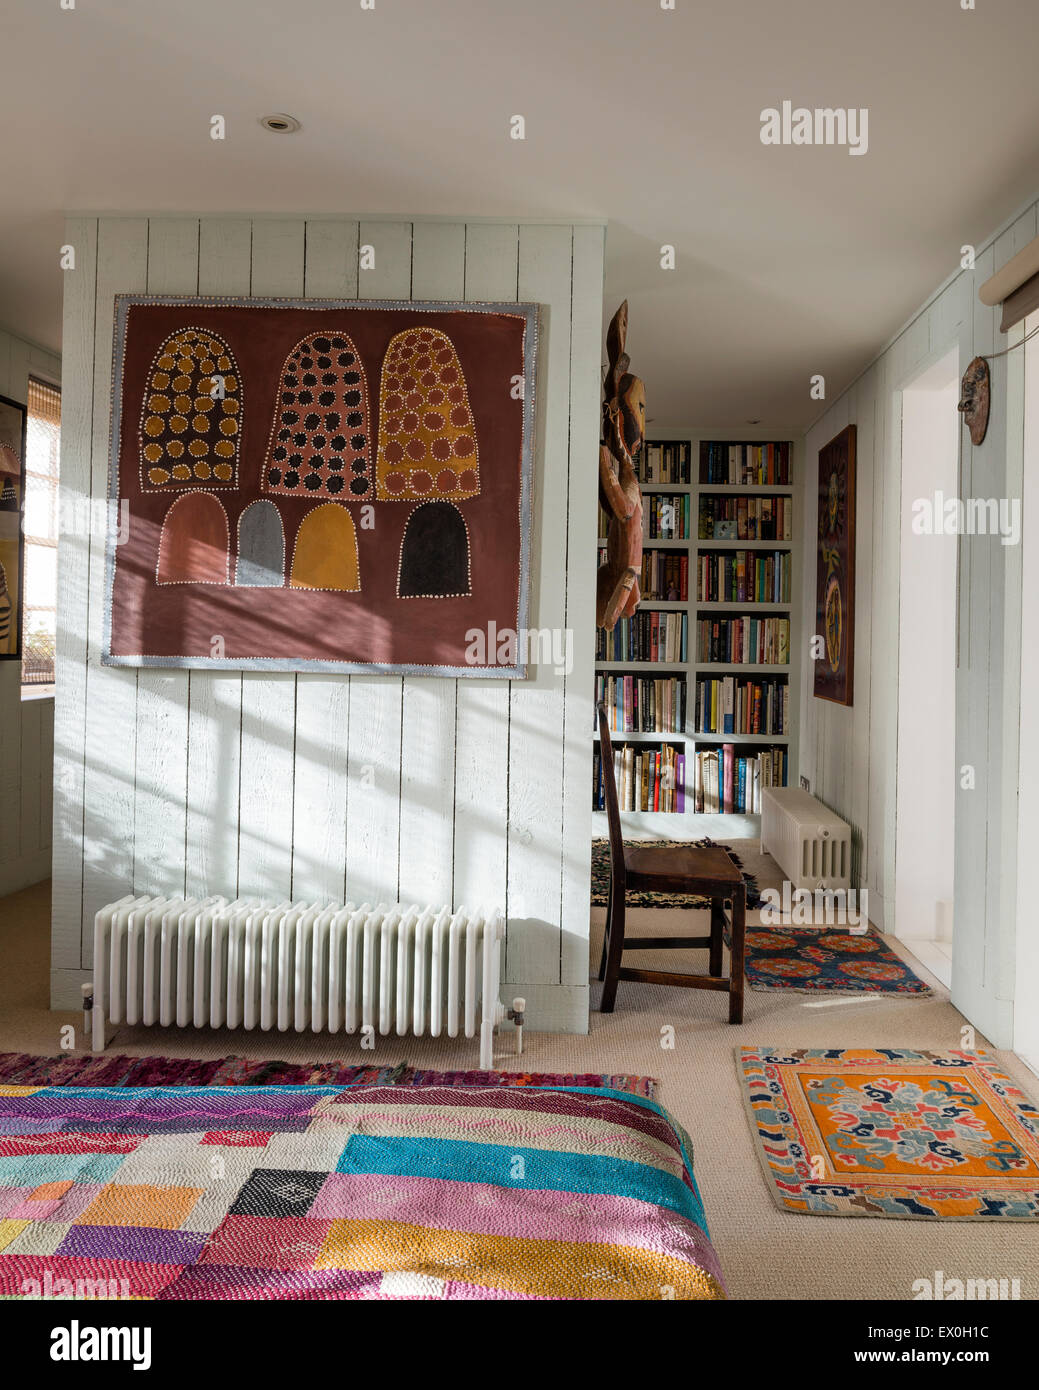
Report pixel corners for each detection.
[102,295,538,677]
[813,423,856,706]
[0,393,27,662]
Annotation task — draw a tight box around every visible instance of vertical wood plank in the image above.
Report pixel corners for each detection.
[19,700,42,856]
[79,218,148,967]
[506,224,572,985]
[343,222,409,907]
[51,218,97,972]
[453,224,517,924]
[134,218,199,897]
[40,699,53,853]
[185,219,251,900]
[560,224,602,988]
[849,375,876,888]
[236,221,304,901]
[291,220,358,903]
[397,222,464,909]
[952,246,992,1016]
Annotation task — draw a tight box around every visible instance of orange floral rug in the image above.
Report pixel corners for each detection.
[739,1046,1039,1219]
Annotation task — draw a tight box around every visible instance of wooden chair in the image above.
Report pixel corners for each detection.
[596,701,746,1021]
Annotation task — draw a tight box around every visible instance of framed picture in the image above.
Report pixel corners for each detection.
[0,393,27,662]
[813,424,856,705]
[103,295,539,677]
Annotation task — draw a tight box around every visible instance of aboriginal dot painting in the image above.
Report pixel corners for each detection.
[139,329,242,488]
[376,329,480,501]
[290,503,361,592]
[236,500,285,588]
[263,333,371,500]
[105,296,537,674]
[157,492,230,586]
[398,501,470,598]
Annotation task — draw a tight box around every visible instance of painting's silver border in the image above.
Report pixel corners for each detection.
[102,294,539,678]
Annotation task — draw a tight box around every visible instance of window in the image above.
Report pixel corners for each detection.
[22,377,60,689]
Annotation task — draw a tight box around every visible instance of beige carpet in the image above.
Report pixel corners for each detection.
[3,870,1038,1301]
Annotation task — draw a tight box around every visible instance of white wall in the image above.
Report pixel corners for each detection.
[895,353,958,944]
[0,325,59,896]
[799,195,1039,1046]
[1014,311,1039,1063]
[50,216,605,1031]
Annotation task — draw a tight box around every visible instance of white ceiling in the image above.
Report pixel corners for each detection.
[4,0,1039,431]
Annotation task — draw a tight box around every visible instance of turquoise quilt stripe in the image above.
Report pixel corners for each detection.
[334,1133,706,1230]
[0,1152,126,1187]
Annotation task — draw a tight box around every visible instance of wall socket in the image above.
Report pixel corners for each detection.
[799,776,811,792]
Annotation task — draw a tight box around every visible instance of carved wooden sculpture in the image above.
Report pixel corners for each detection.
[596,301,645,629]
[958,355,990,446]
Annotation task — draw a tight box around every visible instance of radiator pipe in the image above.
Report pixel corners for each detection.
[81,982,94,1048]
[507,997,526,1056]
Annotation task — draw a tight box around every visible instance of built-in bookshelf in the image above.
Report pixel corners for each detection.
[593,433,800,836]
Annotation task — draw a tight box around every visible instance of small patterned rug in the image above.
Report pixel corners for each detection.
[731,925,932,996]
[0,1052,656,1098]
[739,1046,1039,1220]
[591,838,762,910]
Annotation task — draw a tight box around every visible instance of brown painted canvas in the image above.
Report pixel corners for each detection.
[0,394,27,662]
[103,296,538,676]
[813,424,855,705]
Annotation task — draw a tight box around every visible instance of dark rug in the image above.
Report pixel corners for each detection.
[0,1052,656,1097]
[728,925,932,996]
[591,837,762,910]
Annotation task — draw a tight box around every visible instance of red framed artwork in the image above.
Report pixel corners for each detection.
[813,424,855,706]
[102,295,539,677]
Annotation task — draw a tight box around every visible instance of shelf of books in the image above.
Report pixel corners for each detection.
[593,434,799,838]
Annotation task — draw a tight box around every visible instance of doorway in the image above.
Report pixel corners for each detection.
[894,348,960,984]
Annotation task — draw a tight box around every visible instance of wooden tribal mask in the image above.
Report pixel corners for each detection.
[140,328,241,487]
[958,355,990,447]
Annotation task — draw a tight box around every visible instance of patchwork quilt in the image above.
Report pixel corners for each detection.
[0,1082,725,1300]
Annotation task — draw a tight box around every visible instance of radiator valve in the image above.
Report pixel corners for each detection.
[507,998,526,1055]
[81,982,93,1043]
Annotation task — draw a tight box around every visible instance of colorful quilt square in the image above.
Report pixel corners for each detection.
[228,1169,328,1219]
[200,1131,273,1148]
[155,1263,380,1301]
[199,1213,332,1269]
[0,1253,182,1299]
[4,1182,107,1225]
[76,1183,204,1230]
[1,1220,74,1257]
[56,1223,207,1265]
[0,1153,126,1188]
[0,1219,28,1253]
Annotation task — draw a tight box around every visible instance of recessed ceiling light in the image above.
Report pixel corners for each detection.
[260,114,302,134]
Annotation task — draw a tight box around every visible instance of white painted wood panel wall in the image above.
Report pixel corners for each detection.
[50,216,604,1033]
[799,194,1039,1046]
[0,326,60,897]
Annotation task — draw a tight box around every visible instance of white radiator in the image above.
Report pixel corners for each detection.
[760,788,851,893]
[90,896,517,1069]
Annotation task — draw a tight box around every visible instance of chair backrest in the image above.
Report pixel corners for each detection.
[596,701,625,887]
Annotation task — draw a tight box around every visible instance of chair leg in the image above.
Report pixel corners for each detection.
[728,885,746,1024]
[709,899,724,977]
[599,889,626,1013]
[598,880,613,982]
